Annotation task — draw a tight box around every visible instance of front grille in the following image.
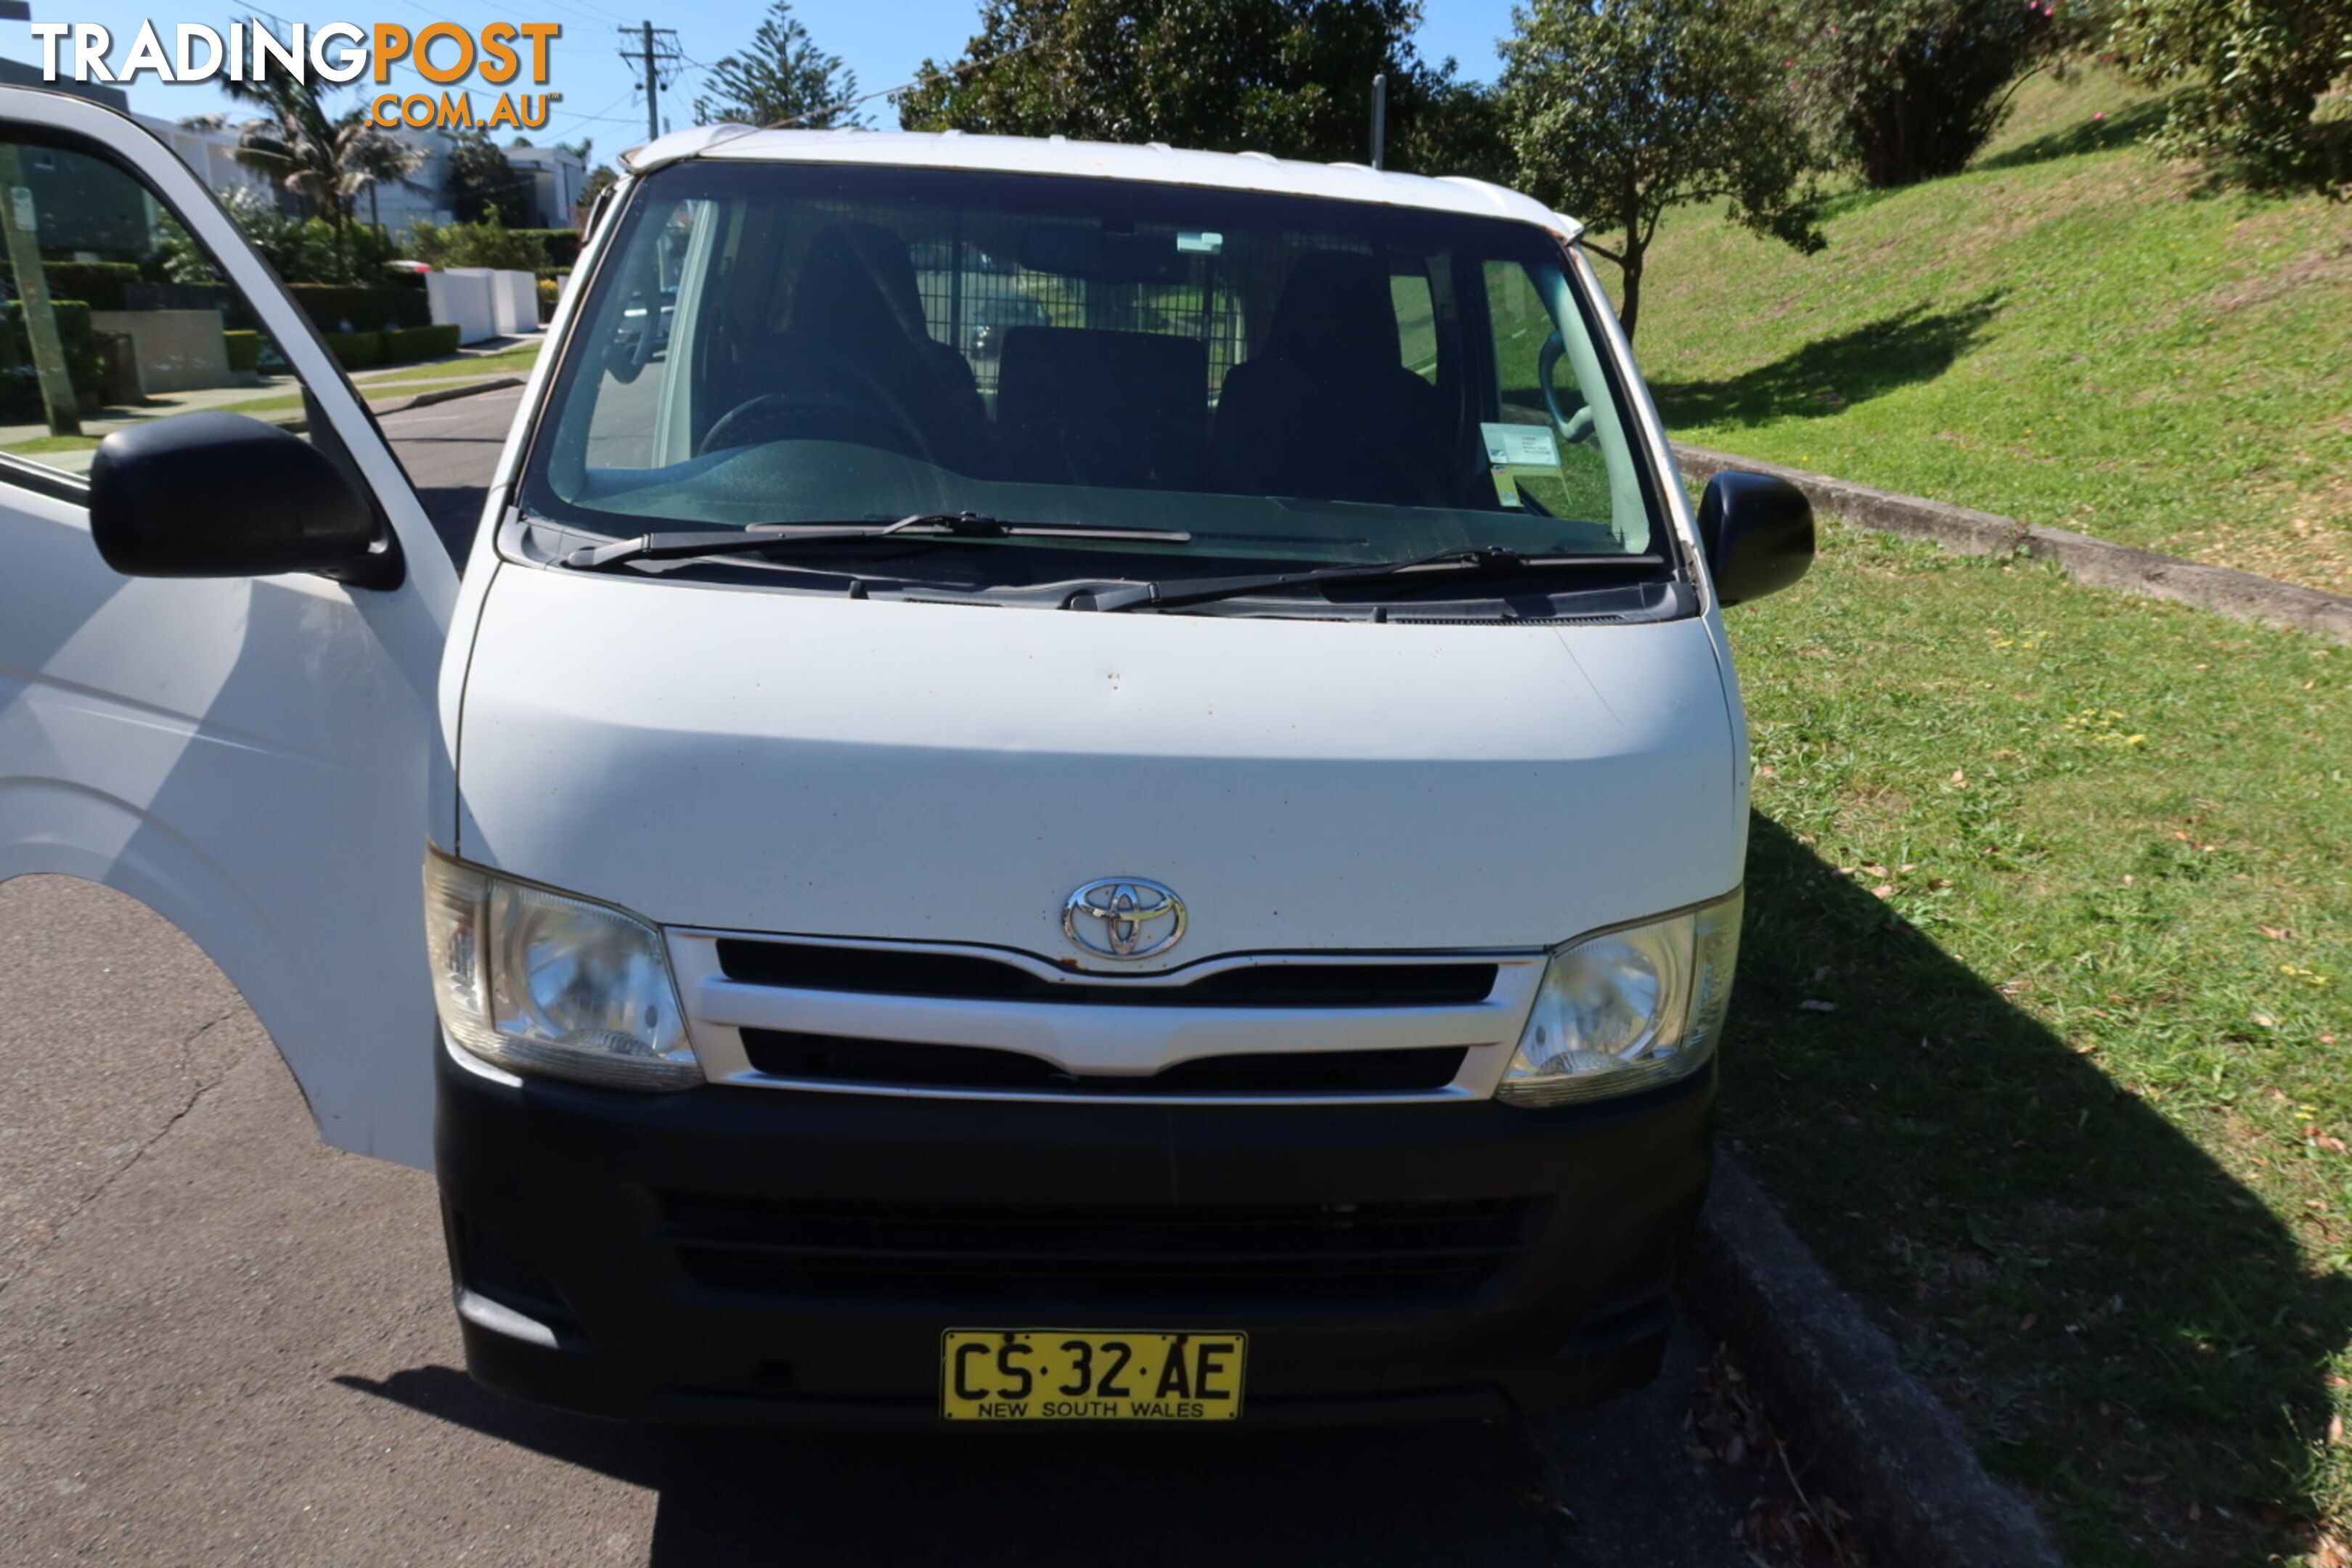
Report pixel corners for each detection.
[714,939,1498,1008]
[739,1030,1467,1094]
[658,1193,1538,1305]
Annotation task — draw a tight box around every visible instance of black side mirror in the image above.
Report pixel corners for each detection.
[90,411,397,587]
[1696,470,1813,606]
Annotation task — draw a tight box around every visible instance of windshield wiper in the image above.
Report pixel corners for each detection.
[563,512,1191,571]
[1082,546,1663,613]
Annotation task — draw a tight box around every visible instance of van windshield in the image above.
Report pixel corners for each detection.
[523,158,1667,596]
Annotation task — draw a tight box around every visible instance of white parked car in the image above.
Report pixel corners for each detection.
[0,90,1811,1427]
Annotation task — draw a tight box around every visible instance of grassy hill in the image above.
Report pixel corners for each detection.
[1632,70,2352,597]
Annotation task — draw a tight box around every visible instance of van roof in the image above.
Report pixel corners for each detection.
[619,124,1582,241]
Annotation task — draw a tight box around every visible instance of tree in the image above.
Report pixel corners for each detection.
[1499,0,1824,340]
[446,130,529,228]
[693,0,863,128]
[574,165,620,229]
[1782,1,2088,189]
[219,52,422,283]
[894,0,1495,176]
[2109,0,2352,193]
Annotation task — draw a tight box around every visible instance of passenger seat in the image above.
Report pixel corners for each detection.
[1212,251,1448,506]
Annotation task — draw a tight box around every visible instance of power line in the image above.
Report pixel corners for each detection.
[539,84,641,136]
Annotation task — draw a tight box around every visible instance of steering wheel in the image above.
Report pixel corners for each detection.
[1538,330,1597,445]
[698,390,938,462]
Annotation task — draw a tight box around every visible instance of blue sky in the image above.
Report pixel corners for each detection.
[6,1,1523,165]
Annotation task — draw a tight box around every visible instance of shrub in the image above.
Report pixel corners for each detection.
[0,298,104,418]
[536,276,560,323]
[122,279,239,318]
[1784,0,2089,188]
[223,329,261,374]
[377,323,460,364]
[288,284,429,334]
[2110,0,2352,192]
[514,229,581,267]
[319,330,383,370]
[179,187,404,286]
[38,261,142,311]
[405,215,547,271]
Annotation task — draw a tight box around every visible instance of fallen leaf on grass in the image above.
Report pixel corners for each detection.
[1799,1000,1837,1013]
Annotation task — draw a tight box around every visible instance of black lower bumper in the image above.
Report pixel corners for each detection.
[434,1040,1713,1427]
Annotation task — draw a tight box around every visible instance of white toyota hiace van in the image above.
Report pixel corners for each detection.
[1,89,1811,1426]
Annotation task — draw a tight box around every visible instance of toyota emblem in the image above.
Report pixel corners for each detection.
[1062,878,1187,961]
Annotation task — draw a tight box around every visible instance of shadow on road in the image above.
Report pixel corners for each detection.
[1730,814,2351,1560]
[1651,295,2002,431]
[338,1366,1574,1567]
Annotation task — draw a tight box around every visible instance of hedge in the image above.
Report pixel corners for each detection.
[320,330,382,370]
[123,280,241,320]
[0,298,103,419]
[289,284,429,334]
[223,329,261,374]
[378,323,460,363]
[40,261,142,311]
[513,229,581,268]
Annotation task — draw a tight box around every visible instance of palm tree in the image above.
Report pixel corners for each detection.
[223,48,422,282]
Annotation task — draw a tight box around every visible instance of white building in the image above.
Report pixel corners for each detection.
[505,144,589,230]
[131,115,277,208]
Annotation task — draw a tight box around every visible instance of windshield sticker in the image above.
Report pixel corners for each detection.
[1480,422,1562,469]
[1176,231,1225,254]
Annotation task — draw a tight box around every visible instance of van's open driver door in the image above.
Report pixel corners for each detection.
[0,89,462,1168]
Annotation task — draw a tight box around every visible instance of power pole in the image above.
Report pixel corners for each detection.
[616,22,682,143]
[0,147,81,437]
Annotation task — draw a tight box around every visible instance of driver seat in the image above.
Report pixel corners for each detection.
[1210,250,1448,506]
[705,222,985,471]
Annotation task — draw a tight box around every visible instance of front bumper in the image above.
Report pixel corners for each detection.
[435,1037,1713,1427]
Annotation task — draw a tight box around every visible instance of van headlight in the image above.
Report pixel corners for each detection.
[1497,891,1742,1106]
[424,849,699,1091]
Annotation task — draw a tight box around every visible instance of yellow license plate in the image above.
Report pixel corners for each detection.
[941,1329,1246,1421]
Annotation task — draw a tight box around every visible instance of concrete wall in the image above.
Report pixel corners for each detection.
[426,271,497,344]
[89,309,233,395]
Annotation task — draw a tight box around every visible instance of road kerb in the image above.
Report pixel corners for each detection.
[1673,442,2352,645]
[1681,1157,2070,1568]
[367,377,528,418]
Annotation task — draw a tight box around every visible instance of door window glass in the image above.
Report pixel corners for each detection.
[1482,258,1639,542]
[1391,271,1437,384]
[0,136,326,487]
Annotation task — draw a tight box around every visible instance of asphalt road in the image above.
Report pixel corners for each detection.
[0,387,1757,1565]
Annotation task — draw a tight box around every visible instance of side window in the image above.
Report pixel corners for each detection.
[1390,270,1437,384]
[0,137,328,488]
[1479,258,1619,536]
[574,196,711,470]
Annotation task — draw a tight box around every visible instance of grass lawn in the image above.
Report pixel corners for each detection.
[0,433,99,457]
[349,340,542,387]
[203,377,514,420]
[1726,523,2348,1564]
[1635,70,2352,595]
